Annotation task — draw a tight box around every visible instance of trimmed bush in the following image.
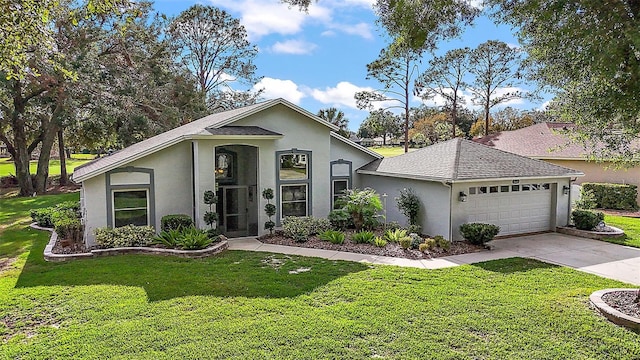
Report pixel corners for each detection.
[161,214,194,232]
[398,236,412,249]
[420,238,436,252]
[30,201,80,228]
[282,216,332,242]
[52,210,83,243]
[352,230,375,244]
[581,183,638,210]
[94,225,155,248]
[572,209,605,231]
[459,223,500,245]
[433,235,451,251]
[319,230,345,244]
[409,233,422,249]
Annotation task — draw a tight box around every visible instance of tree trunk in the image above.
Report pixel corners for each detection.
[34,124,58,194]
[484,103,490,136]
[58,130,68,186]
[14,142,34,196]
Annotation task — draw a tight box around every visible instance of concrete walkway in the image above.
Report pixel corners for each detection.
[228,233,640,285]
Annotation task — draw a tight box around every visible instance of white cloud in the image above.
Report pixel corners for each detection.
[467,0,484,9]
[539,100,551,110]
[326,22,373,40]
[270,39,318,55]
[253,77,306,104]
[210,0,331,40]
[311,81,374,109]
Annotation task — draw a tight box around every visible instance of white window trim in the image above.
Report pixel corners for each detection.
[112,188,150,227]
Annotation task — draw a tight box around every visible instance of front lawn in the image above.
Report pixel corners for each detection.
[604,214,640,248]
[0,157,92,177]
[370,146,416,157]
[1,193,639,358]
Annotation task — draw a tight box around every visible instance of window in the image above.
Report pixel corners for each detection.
[330,159,352,208]
[113,190,149,227]
[469,187,476,195]
[531,184,541,191]
[522,184,531,191]
[279,154,308,180]
[479,186,487,194]
[215,149,236,184]
[281,185,307,217]
[277,150,312,222]
[490,186,498,193]
[332,179,349,208]
[500,186,510,193]
[512,185,520,192]
[542,183,550,190]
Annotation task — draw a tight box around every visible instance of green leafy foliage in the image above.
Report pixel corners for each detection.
[262,188,274,200]
[263,188,276,234]
[153,229,183,248]
[373,236,388,247]
[264,203,276,217]
[409,233,422,249]
[178,227,213,250]
[459,223,500,245]
[572,210,605,231]
[30,200,80,228]
[339,188,382,231]
[203,191,217,205]
[204,211,218,227]
[419,239,436,252]
[319,230,345,245]
[352,231,376,244]
[283,216,331,242]
[581,183,638,210]
[51,210,83,243]
[328,209,352,230]
[433,235,450,251]
[396,188,421,226]
[161,214,194,232]
[407,224,422,235]
[398,236,412,249]
[574,188,597,210]
[384,228,408,243]
[94,225,156,248]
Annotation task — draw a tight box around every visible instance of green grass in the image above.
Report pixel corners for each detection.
[0,157,92,177]
[604,214,640,248]
[370,146,417,157]
[1,193,639,359]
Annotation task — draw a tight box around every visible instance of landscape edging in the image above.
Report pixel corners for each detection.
[590,288,640,332]
[32,223,228,262]
[556,226,624,240]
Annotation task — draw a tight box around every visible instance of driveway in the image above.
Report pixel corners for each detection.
[228,233,640,286]
[489,233,640,285]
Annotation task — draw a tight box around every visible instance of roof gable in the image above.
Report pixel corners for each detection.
[358,138,583,182]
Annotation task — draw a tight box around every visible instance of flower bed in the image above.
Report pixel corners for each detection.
[591,289,640,332]
[259,230,484,260]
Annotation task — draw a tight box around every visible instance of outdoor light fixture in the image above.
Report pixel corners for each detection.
[458,191,468,202]
[562,185,570,195]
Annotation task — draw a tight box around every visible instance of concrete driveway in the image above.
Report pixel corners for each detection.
[489,233,640,285]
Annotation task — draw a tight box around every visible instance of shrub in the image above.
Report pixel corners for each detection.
[459,223,500,245]
[31,207,56,227]
[328,209,352,230]
[384,228,408,243]
[407,224,422,235]
[420,238,436,252]
[282,217,331,242]
[398,236,412,249]
[52,210,83,243]
[161,214,194,232]
[581,182,638,210]
[433,235,450,251]
[263,188,276,234]
[206,228,221,240]
[385,221,402,231]
[409,233,422,249]
[352,230,375,244]
[373,236,387,247]
[396,188,421,226]
[94,225,155,248]
[153,229,183,247]
[574,188,597,210]
[340,188,383,231]
[572,209,605,231]
[319,230,345,244]
[179,228,212,250]
[203,190,218,231]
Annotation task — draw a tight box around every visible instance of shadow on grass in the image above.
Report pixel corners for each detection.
[470,257,559,274]
[15,234,369,302]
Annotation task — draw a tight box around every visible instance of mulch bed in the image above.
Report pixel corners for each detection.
[602,290,640,319]
[258,230,485,260]
[52,240,87,254]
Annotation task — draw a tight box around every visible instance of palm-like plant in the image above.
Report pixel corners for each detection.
[317,107,350,138]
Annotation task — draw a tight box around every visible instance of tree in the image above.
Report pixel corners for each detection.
[317,107,350,138]
[467,40,525,136]
[169,5,260,108]
[487,0,640,164]
[355,43,421,153]
[358,109,402,145]
[409,111,462,144]
[491,107,535,132]
[415,47,470,138]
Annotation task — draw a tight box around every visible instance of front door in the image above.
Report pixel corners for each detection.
[218,185,249,237]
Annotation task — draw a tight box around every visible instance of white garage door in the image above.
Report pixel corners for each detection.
[463,183,552,236]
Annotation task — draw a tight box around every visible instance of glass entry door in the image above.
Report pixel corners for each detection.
[219,185,249,237]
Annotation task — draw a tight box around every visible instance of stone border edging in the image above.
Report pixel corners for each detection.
[32,223,228,262]
[590,288,640,332]
[557,226,624,240]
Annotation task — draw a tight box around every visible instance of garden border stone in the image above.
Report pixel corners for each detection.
[556,226,624,240]
[590,289,640,332]
[33,223,228,262]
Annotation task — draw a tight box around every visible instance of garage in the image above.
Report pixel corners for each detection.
[358,138,583,241]
[461,182,553,235]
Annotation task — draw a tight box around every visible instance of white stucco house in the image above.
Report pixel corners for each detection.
[72,99,583,246]
[358,138,583,241]
[72,98,381,246]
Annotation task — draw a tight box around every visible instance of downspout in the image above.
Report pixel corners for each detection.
[441,181,453,241]
[567,177,577,226]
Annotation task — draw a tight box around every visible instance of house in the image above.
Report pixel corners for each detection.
[72,98,381,246]
[475,122,640,202]
[358,138,583,240]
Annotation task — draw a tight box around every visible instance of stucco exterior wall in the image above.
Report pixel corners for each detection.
[546,159,640,203]
[360,175,452,239]
[329,136,378,189]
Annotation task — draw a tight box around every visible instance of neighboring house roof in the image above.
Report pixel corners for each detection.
[72,98,344,182]
[357,138,583,182]
[473,122,588,159]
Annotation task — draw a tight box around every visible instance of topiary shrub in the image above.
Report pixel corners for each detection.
[581,183,638,210]
[263,188,276,234]
[161,214,194,232]
[94,225,155,248]
[459,223,500,245]
[571,209,605,230]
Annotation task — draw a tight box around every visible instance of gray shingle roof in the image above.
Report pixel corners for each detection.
[206,126,282,136]
[72,98,337,182]
[357,138,583,182]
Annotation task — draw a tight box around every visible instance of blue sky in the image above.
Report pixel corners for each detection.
[154,0,550,131]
